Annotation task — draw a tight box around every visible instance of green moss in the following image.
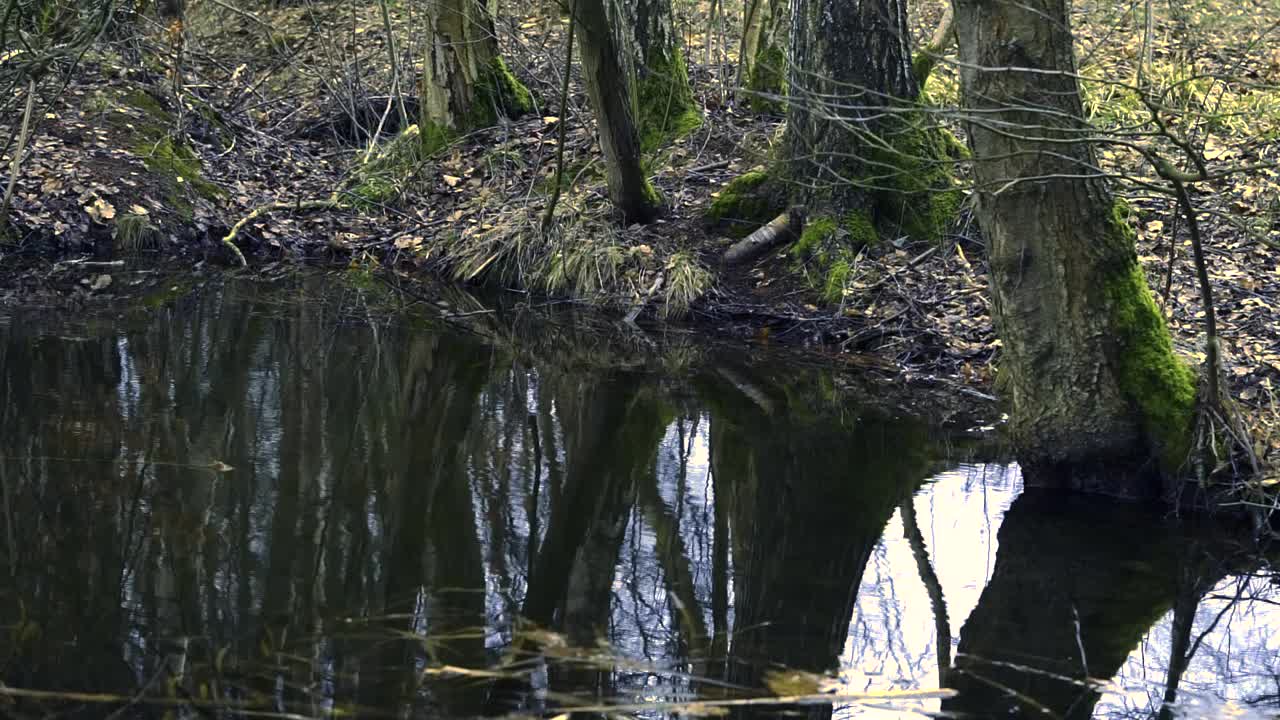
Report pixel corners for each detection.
[794,217,837,255]
[132,135,224,221]
[637,47,702,153]
[465,56,533,129]
[867,116,965,243]
[1104,205,1197,471]
[746,43,785,115]
[705,170,782,238]
[111,88,225,221]
[911,53,934,88]
[792,210,877,302]
[123,89,169,123]
[642,178,665,208]
[822,259,852,303]
[419,120,454,156]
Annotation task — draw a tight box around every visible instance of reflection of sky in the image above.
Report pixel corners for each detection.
[835,463,1021,718]
[1100,573,1280,719]
[571,417,1280,720]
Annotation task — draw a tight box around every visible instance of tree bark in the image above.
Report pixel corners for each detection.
[782,0,915,212]
[421,0,531,144]
[573,0,663,223]
[953,0,1196,494]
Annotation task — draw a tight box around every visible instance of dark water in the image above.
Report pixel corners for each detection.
[0,276,1277,719]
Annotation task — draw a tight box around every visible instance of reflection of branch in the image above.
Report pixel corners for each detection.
[900,496,950,673]
[1157,574,1247,720]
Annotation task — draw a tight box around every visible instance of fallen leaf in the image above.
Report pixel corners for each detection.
[85,197,116,223]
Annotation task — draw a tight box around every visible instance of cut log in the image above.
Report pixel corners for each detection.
[722,206,805,266]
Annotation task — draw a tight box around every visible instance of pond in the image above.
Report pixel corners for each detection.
[0,275,1276,719]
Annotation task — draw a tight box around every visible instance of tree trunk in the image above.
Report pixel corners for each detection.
[421,0,531,147]
[633,0,700,150]
[953,0,1195,495]
[747,0,961,296]
[783,0,914,211]
[738,0,786,112]
[573,0,663,223]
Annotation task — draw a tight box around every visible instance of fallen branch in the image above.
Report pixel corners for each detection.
[686,159,730,175]
[220,197,339,266]
[722,206,804,266]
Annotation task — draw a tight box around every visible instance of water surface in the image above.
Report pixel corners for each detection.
[0,277,1276,719]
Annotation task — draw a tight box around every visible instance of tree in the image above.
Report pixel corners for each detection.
[572,0,664,223]
[737,0,786,113]
[953,0,1196,495]
[420,0,532,150]
[706,0,961,298]
[633,0,701,150]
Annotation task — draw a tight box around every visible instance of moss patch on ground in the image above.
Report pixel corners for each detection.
[638,48,702,153]
[791,210,878,302]
[111,88,224,221]
[705,169,784,238]
[349,124,427,206]
[1104,204,1197,472]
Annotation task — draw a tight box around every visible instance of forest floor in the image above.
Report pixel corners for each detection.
[3,0,1280,458]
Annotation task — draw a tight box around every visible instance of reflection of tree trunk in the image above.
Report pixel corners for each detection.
[708,438,730,674]
[702,369,932,690]
[900,496,950,675]
[943,492,1225,719]
[1156,588,1197,720]
[1156,569,1238,719]
[638,471,709,656]
[519,379,669,711]
[366,336,490,715]
[523,380,665,634]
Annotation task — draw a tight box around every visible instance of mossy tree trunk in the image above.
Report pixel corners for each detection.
[738,0,786,113]
[573,0,664,223]
[746,0,960,298]
[421,0,532,148]
[783,0,914,215]
[953,0,1195,494]
[633,0,700,150]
